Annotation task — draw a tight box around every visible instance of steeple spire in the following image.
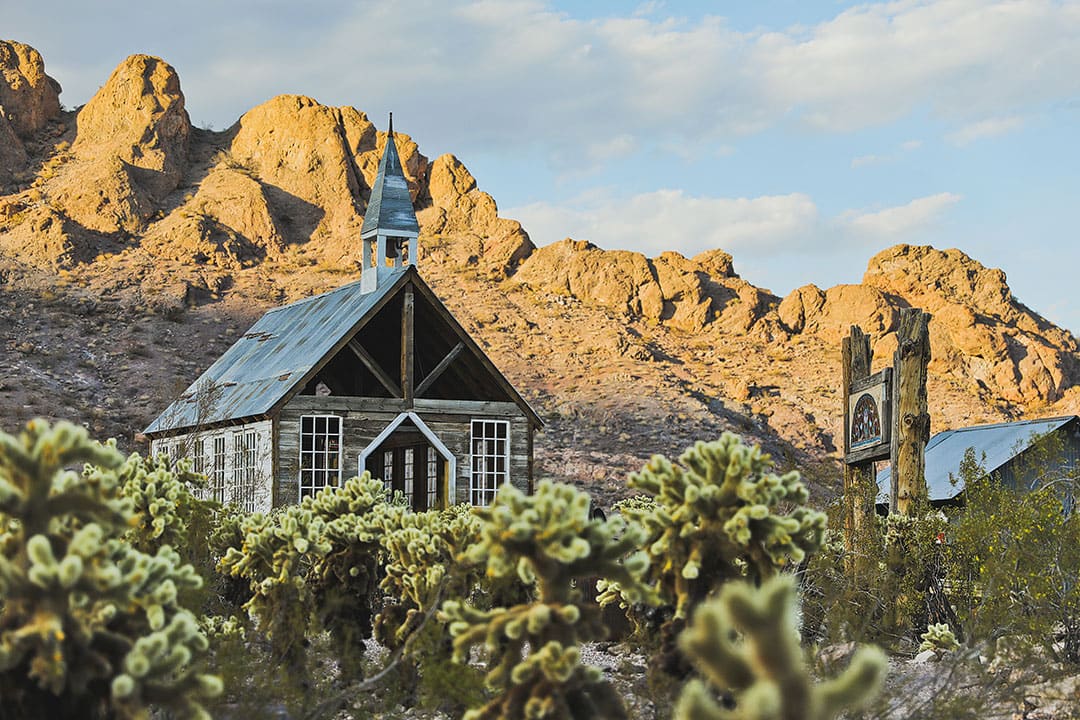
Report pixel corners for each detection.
[361,113,420,293]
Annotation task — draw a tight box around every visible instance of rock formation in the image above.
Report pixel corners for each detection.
[0,40,61,137]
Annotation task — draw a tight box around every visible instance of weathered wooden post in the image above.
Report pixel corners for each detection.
[842,326,891,569]
[890,308,931,515]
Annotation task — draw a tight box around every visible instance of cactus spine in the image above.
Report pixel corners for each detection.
[676,575,886,720]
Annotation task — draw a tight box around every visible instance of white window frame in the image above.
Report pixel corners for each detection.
[211,435,227,504]
[470,419,510,507]
[299,414,343,500]
[191,438,206,500]
[233,431,259,513]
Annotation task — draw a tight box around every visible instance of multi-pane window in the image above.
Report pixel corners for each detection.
[212,436,227,504]
[403,448,415,501]
[192,439,205,475]
[471,420,509,506]
[382,449,394,496]
[192,439,206,499]
[299,415,342,500]
[426,448,440,509]
[233,431,258,513]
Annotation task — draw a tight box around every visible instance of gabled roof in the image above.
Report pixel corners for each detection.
[145,268,410,435]
[145,266,542,435]
[361,116,419,238]
[876,416,1078,503]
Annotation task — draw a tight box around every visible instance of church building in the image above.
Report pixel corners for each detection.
[144,118,541,513]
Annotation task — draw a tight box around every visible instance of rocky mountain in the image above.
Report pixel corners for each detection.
[2,41,1078,505]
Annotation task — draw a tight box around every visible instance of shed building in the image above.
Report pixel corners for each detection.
[876,415,1080,509]
[144,118,541,513]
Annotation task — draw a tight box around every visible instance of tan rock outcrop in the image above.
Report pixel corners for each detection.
[419,154,533,274]
[142,167,286,267]
[0,40,61,138]
[778,283,899,341]
[514,239,766,333]
[70,54,189,200]
[774,244,1078,406]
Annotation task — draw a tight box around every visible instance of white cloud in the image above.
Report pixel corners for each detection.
[947,116,1025,145]
[839,192,962,237]
[509,190,819,259]
[850,137,923,169]
[508,189,961,260]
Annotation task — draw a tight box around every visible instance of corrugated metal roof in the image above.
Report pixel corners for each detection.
[145,268,409,434]
[876,416,1077,503]
[361,122,419,238]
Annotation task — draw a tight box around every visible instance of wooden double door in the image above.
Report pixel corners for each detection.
[365,431,444,511]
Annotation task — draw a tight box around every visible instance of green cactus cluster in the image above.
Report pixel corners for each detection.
[676,575,886,720]
[219,472,389,682]
[375,502,483,649]
[0,420,220,720]
[919,623,959,655]
[115,452,204,554]
[442,481,652,720]
[607,433,827,619]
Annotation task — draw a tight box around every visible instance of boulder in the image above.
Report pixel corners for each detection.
[71,54,189,200]
[0,40,61,138]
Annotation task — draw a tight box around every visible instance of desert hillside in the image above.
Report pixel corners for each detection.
[2,40,1079,505]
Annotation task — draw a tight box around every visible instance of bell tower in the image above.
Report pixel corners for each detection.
[361,113,420,293]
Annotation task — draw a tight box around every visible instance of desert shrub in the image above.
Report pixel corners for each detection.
[947,446,1080,663]
[373,502,487,713]
[0,420,219,719]
[443,481,652,720]
[802,504,952,648]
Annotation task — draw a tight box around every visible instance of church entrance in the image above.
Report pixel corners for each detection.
[360,414,454,511]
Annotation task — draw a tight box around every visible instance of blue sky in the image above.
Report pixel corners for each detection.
[8,1,1080,331]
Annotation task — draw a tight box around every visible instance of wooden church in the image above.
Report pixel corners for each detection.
[144,119,542,513]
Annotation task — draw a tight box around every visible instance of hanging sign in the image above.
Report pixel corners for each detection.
[845,368,892,464]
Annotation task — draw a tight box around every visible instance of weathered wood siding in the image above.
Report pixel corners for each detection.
[149,419,274,513]
[277,396,532,507]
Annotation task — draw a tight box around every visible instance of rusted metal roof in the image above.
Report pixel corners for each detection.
[361,117,419,238]
[876,415,1078,503]
[144,268,409,435]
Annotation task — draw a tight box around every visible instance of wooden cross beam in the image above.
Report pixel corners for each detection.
[347,338,402,397]
[415,342,466,397]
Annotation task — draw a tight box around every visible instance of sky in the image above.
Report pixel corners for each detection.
[7,0,1080,332]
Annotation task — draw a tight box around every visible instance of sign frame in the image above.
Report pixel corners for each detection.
[845,367,892,465]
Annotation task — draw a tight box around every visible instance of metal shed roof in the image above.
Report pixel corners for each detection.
[144,268,409,434]
[876,416,1077,503]
[361,120,419,238]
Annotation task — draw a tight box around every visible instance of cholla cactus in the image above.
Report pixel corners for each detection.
[219,473,388,682]
[0,420,220,720]
[442,481,652,720]
[115,452,203,553]
[375,502,483,649]
[676,576,886,720]
[919,623,959,655]
[607,434,827,619]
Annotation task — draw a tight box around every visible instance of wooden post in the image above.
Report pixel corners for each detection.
[401,284,415,404]
[890,308,931,515]
[842,326,876,567]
